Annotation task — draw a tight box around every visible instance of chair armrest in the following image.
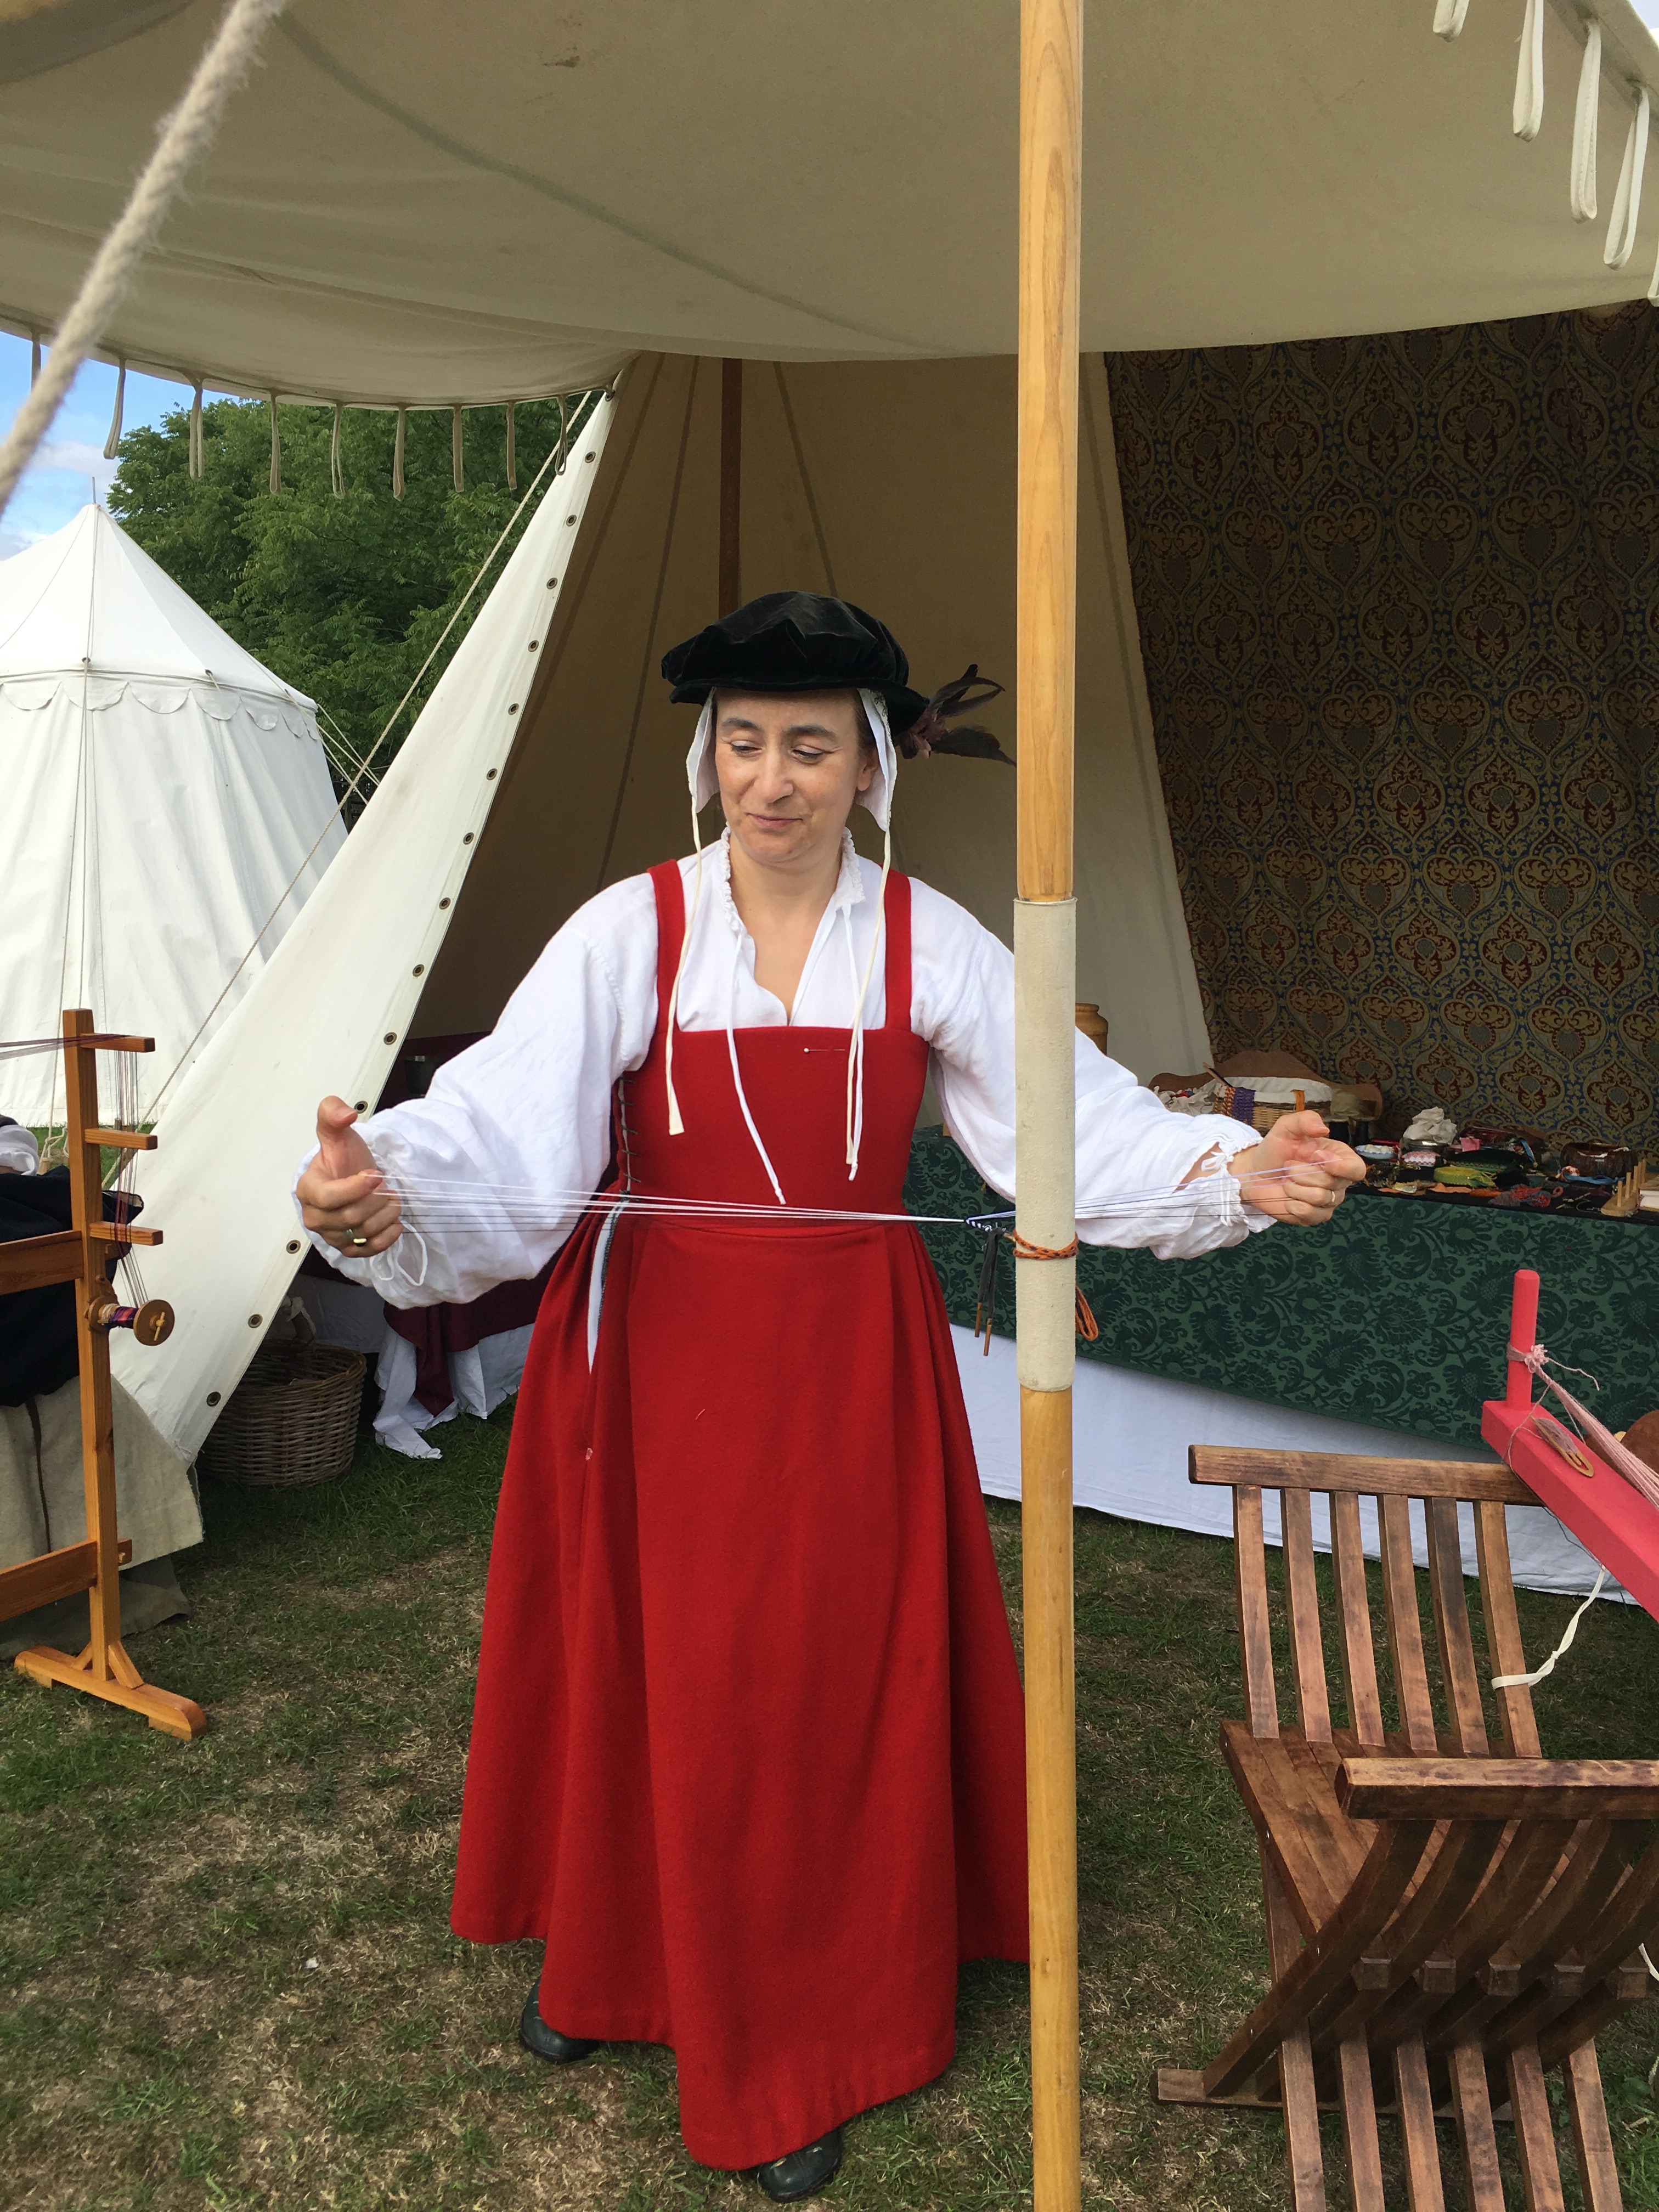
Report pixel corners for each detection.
[1336,1757,1659,1822]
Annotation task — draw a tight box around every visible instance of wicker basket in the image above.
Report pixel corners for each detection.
[196,1328,366,1489]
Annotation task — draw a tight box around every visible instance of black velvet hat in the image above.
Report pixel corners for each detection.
[662,590,1010,762]
[663,592,927,726]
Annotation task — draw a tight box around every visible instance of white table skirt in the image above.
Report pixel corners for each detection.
[950,1325,1623,1604]
[289,1271,1619,1602]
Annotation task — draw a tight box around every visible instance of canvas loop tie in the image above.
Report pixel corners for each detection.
[1432,0,1469,39]
[1514,0,1545,142]
[103,359,126,460]
[1571,20,1602,223]
[1607,85,1651,269]
[189,381,205,480]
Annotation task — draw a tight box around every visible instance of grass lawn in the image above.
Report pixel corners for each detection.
[4,1405,1658,2210]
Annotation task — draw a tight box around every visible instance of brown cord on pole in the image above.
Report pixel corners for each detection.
[1011,1233,1098,1340]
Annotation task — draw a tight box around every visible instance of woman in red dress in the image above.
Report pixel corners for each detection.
[298,594,1359,2199]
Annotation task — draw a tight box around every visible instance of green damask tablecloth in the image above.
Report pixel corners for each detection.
[903,1130,1659,1447]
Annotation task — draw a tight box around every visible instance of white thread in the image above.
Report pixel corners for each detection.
[1492,1568,1608,1688]
[1607,87,1650,268]
[393,407,407,500]
[452,404,464,493]
[330,402,344,498]
[505,400,517,491]
[1433,0,1469,38]
[103,360,126,461]
[0,0,290,518]
[189,380,204,479]
[1514,0,1545,140]
[1571,22,1602,223]
[267,393,281,494]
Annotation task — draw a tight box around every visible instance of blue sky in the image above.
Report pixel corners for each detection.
[5,2,1659,547]
[0,340,199,558]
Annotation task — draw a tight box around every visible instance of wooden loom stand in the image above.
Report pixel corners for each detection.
[0,1009,204,1739]
[1017,1,1084,2208]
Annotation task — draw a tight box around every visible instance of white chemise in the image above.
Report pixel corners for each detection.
[302,834,1269,1307]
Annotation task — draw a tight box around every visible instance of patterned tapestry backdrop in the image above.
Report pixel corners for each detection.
[1107,310,1659,1150]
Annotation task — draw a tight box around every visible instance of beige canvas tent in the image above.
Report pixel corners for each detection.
[417,352,1206,1077]
[7,0,1659,402]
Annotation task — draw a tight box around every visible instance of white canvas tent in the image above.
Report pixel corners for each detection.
[0,503,343,1126]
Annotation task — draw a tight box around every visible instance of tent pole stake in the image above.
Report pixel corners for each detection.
[1017,0,1082,2208]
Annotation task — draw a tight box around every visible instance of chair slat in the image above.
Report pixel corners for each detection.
[1379,1494,1438,1752]
[1562,2040,1624,2212]
[1474,1500,1542,1759]
[1508,2042,1568,2211]
[1330,1491,1384,1744]
[1392,2038,1447,2212]
[1282,1487,1331,1744]
[1191,1447,1531,1501]
[1448,2041,1506,2212]
[1426,1497,1491,1756]
[1337,2036,1386,2212]
[1265,1861,1329,2211]
[1235,1486,1278,1739]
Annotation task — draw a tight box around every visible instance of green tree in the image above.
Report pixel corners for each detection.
[109,393,594,804]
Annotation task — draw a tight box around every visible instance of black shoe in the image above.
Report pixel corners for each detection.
[518,1979,600,2064]
[756,2128,843,2202]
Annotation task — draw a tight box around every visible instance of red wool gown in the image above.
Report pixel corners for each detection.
[451,861,1029,2168]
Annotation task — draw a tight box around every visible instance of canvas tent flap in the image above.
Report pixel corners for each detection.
[4,2,1659,407]
[113,410,617,1462]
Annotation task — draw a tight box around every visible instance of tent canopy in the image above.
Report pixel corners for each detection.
[0,505,342,1125]
[0,501,313,702]
[3,1,1658,406]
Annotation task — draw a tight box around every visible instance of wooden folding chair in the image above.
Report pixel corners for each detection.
[1156,1447,1659,2211]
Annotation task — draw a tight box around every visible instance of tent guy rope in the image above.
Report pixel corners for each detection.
[0,0,292,520]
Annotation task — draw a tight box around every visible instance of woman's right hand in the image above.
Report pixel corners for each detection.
[297,1097,404,1256]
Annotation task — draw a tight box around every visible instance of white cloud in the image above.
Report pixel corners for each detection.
[31,437,119,494]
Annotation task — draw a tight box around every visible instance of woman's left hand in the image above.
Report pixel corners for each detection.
[1227,1110,1365,1226]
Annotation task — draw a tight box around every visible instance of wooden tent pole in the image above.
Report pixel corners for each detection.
[1017,1,1083,2209]
[719,358,743,614]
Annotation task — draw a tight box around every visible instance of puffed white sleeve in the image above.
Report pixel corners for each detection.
[294,875,659,1306]
[912,882,1271,1261]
